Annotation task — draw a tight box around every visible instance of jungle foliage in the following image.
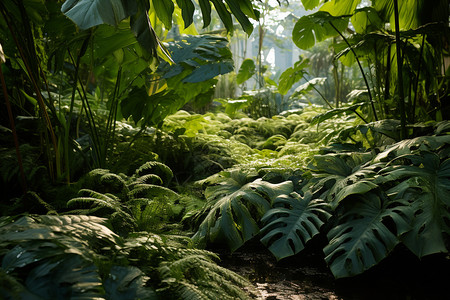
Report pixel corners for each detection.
[1,0,450,298]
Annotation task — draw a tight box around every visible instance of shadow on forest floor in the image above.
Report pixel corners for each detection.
[217,239,450,300]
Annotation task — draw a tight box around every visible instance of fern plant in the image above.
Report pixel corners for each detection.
[0,215,257,299]
[158,254,257,299]
[67,161,180,235]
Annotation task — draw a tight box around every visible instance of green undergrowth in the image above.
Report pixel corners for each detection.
[3,105,450,299]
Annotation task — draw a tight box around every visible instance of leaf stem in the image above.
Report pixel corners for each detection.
[329,22,378,121]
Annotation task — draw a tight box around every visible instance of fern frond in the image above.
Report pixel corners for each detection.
[135,161,173,186]
[176,281,210,300]
[68,193,121,211]
[128,184,179,199]
[100,173,130,196]
[158,254,256,300]
[134,174,163,185]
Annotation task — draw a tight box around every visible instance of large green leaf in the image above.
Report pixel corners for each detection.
[224,0,253,35]
[236,58,256,85]
[192,170,293,251]
[301,0,323,10]
[291,77,327,98]
[377,152,450,257]
[0,215,121,299]
[130,1,160,58]
[351,7,383,34]
[160,35,233,83]
[310,103,365,126]
[324,193,412,278]
[307,152,379,208]
[319,0,360,16]
[152,0,174,29]
[292,11,349,50]
[198,0,212,28]
[278,57,309,95]
[373,0,424,30]
[210,0,233,32]
[121,87,185,126]
[61,0,137,29]
[260,192,331,260]
[176,0,195,28]
[373,135,450,163]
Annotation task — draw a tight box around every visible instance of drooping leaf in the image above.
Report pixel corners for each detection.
[324,193,412,278]
[176,0,195,28]
[278,58,309,95]
[61,0,137,29]
[319,0,360,16]
[236,59,256,85]
[152,0,174,29]
[130,1,159,58]
[301,0,323,10]
[351,7,383,34]
[224,0,253,35]
[310,103,365,126]
[198,0,212,28]
[210,0,233,32]
[291,77,327,98]
[260,192,331,260]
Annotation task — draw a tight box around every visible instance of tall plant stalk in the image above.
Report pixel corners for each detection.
[0,53,27,193]
[0,4,60,182]
[329,22,378,121]
[411,35,426,124]
[393,0,407,139]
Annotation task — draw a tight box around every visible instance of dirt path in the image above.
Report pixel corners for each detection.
[217,240,450,300]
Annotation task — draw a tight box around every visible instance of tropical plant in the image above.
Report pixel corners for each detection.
[192,169,294,251]
[0,214,257,299]
[292,0,450,135]
[67,161,179,235]
[260,191,331,260]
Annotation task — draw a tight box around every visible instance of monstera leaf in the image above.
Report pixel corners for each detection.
[62,0,256,61]
[260,192,331,260]
[192,170,293,251]
[324,193,412,278]
[307,153,380,208]
[373,135,450,163]
[160,35,234,83]
[292,11,349,50]
[61,0,137,29]
[377,152,450,257]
